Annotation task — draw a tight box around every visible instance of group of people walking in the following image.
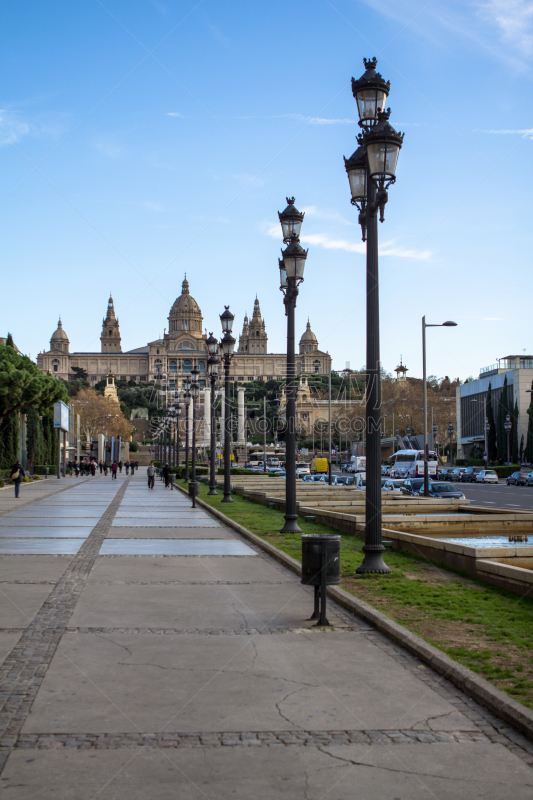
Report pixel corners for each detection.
[146,462,174,490]
[65,459,140,477]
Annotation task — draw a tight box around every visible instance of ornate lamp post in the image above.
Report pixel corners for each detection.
[448,421,454,467]
[504,413,512,465]
[189,367,200,507]
[422,317,457,496]
[344,57,404,573]
[220,307,236,503]
[207,333,220,496]
[278,198,308,534]
[183,376,191,482]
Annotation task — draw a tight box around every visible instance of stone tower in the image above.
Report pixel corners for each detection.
[238,297,267,354]
[101,296,122,353]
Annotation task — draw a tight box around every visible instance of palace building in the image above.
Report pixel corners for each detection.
[37,277,331,390]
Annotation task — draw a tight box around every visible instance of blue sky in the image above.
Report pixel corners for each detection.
[2,0,532,381]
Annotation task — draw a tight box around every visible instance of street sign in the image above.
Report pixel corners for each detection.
[53,401,69,432]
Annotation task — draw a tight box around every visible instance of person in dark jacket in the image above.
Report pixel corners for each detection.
[11,461,24,498]
[162,463,171,488]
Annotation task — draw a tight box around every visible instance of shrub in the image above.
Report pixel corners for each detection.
[493,465,521,479]
[129,442,139,453]
[23,476,32,482]
[217,468,256,475]
[33,474,41,480]
[34,465,58,475]
[172,466,208,478]
[0,479,4,488]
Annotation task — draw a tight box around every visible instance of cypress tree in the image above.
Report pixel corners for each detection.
[496,376,509,462]
[26,406,44,468]
[5,332,14,348]
[0,412,19,469]
[526,380,533,464]
[511,399,519,464]
[520,434,524,463]
[486,383,497,463]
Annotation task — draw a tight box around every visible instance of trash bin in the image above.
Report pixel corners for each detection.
[301,534,341,626]
[188,481,199,498]
[301,534,341,586]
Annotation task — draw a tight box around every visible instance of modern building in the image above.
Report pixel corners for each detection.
[456,355,533,459]
[37,277,331,390]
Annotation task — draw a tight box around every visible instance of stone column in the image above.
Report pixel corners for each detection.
[237,387,246,444]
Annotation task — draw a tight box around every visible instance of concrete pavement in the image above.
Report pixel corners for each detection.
[0,472,532,798]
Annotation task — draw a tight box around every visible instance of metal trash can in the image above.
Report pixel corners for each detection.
[301,534,341,626]
[188,481,199,498]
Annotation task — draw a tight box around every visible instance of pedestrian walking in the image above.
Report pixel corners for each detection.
[111,462,118,480]
[125,461,130,475]
[130,462,135,476]
[147,462,155,490]
[118,460,123,473]
[162,463,171,489]
[99,460,103,474]
[11,461,24,498]
[103,463,108,476]
[91,461,96,477]
[74,461,80,477]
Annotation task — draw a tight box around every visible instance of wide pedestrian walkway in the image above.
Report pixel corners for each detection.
[0,472,532,798]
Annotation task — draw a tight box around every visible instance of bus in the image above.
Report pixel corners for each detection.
[388,449,438,479]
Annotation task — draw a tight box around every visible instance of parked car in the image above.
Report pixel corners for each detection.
[437,468,454,481]
[400,478,425,496]
[449,467,467,482]
[526,473,533,487]
[341,462,352,473]
[295,464,310,475]
[381,465,389,476]
[382,479,405,493]
[425,482,465,500]
[333,475,355,486]
[462,466,485,483]
[507,471,529,486]
[475,469,499,484]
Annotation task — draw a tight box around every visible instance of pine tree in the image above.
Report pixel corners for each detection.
[496,376,509,462]
[511,399,519,464]
[486,383,497,463]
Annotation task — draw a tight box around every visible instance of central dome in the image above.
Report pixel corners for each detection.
[168,275,203,336]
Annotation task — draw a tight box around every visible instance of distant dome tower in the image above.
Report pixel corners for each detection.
[50,318,70,353]
[101,295,122,353]
[394,358,408,382]
[299,320,318,354]
[239,297,268,354]
[168,275,203,339]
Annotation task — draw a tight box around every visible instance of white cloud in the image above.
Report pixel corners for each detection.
[263,224,433,260]
[476,0,533,58]
[0,110,37,146]
[166,112,185,117]
[479,127,533,139]
[282,113,356,125]
[300,205,351,225]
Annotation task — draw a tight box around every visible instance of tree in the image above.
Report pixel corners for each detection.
[26,406,45,468]
[5,333,14,348]
[0,344,69,423]
[520,434,525,464]
[71,389,133,443]
[526,380,533,464]
[71,366,88,382]
[0,412,19,469]
[511,399,519,464]
[496,375,509,462]
[486,383,497,462]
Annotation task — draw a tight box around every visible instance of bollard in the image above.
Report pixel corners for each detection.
[301,534,341,626]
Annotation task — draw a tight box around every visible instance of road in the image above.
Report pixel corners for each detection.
[459,481,533,510]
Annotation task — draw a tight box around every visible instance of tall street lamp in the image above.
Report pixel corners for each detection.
[189,367,200,507]
[278,198,308,533]
[344,58,403,573]
[504,413,512,465]
[448,421,454,466]
[220,306,236,503]
[422,317,457,496]
[183,376,191,482]
[207,333,220,496]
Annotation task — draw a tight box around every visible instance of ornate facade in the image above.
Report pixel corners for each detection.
[37,277,331,389]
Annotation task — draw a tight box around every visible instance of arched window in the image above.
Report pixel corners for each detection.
[313,359,320,374]
[169,360,177,374]
[198,361,205,373]
[109,330,112,336]
[183,359,192,373]
[256,331,260,337]
[156,349,159,355]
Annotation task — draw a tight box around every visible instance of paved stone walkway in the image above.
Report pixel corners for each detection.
[0,472,532,798]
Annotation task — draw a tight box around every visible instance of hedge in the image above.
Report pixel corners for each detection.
[217,468,256,475]
[34,465,58,475]
[170,466,208,478]
[492,465,522,479]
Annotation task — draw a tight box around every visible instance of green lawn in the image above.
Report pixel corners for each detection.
[183,479,533,709]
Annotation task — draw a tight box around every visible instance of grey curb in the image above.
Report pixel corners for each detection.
[179,484,533,745]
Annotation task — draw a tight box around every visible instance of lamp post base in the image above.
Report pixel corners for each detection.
[356,546,391,574]
[207,487,218,496]
[221,494,233,503]
[280,514,302,534]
